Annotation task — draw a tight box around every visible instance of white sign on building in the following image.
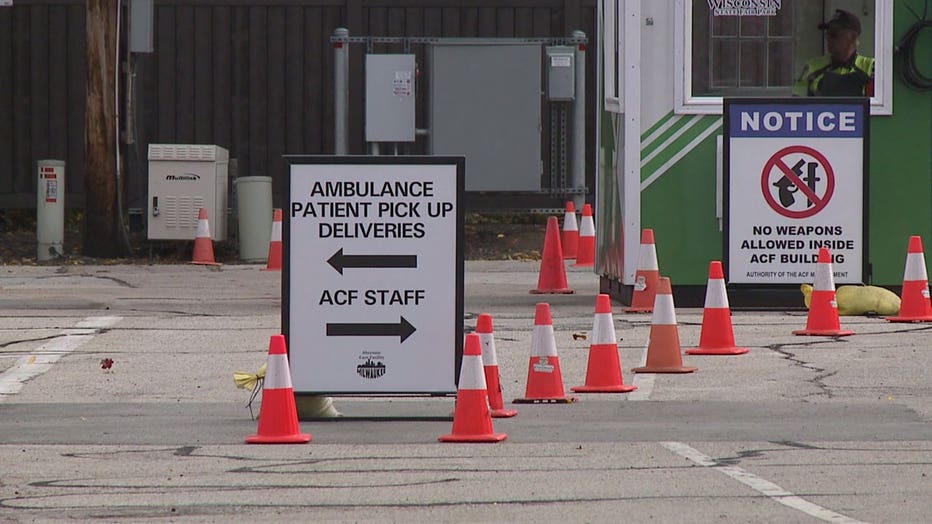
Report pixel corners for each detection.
[706,0,782,17]
[285,157,464,394]
[725,99,868,285]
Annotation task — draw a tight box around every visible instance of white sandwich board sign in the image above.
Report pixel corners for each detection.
[284,156,464,394]
[724,98,869,285]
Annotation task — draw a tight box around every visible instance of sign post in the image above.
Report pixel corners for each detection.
[724,98,869,286]
[284,156,464,395]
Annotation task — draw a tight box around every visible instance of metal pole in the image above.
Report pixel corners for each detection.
[333,27,349,155]
[572,30,587,208]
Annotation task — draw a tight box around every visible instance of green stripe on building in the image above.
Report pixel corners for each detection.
[640,115,697,160]
[641,116,721,183]
[640,111,677,142]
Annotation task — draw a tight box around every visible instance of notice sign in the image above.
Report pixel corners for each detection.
[285,156,464,394]
[724,99,868,284]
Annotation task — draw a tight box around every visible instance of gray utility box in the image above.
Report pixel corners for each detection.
[366,54,416,142]
[428,42,542,191]
[147,144,229,241]
[545,46,575,101]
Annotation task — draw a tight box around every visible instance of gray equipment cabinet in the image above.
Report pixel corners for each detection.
[332,31,589,208]
[428,42,542,192]
[365,54,416,143]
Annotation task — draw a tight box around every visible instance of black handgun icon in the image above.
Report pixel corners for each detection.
[773,159,820,208]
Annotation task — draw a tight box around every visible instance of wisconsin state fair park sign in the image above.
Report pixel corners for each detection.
[724,98,868,285]
[284,156,464,395]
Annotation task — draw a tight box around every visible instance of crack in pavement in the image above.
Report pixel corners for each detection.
[766,341,838,398]
[0,334,66,350]
[37,270,137,288]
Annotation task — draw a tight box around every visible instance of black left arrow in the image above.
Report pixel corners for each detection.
[326,316,416,343]
[327,248,418,275]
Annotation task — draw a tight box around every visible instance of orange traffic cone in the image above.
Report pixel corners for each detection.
[476,314,517,418]
[514,303,577,404]
[439,333,508,443]
[530,216,574,294]
[562,201,579,260]
[246,334,312,444]
[686,261,749,355]
[572,294,637,393]
[632,277,697,374]
[191,208,220,266]
[572,204,595,268]
[262,208,283,272]
[794,248,854,336]
[626,229,660,313]
[887,236,932,322]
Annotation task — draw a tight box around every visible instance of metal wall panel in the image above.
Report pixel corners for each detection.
[429,43,542,191]
[0,0,596,209]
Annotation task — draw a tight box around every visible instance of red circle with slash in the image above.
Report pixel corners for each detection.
[760,145,835,219]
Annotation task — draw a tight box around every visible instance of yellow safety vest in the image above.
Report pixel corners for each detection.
[793,54,875,97]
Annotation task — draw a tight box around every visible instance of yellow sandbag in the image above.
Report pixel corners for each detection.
[800,284,901,316]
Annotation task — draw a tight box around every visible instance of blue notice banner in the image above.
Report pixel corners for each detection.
[729,103,865,138]
[723,97,868,286]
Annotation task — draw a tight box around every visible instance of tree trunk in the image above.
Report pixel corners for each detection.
[83,0,122,258]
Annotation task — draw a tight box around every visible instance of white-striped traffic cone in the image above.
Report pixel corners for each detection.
[191,208,220,266]
[513,303,577,404]
[439,333,508,443]
[632,277,697,373]
[573,204,595,267]
[686,261,749,355]
[476,314,517,418]
[626,229,660,313]
[562,201,579,260]
[572,294,637,393]
[887,236,932,322]
[793,248,854,336]
[246,334,312,444]
[262,208,283,271]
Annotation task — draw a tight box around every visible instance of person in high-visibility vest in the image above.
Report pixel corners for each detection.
[793,9,875,97]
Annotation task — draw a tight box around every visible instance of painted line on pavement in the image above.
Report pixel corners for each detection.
[0,316,122,399]
[661,441,867,524]
[628,336,653,400]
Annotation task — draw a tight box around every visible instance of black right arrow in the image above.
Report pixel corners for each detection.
[326,316,416,343]
[327,248,418,275]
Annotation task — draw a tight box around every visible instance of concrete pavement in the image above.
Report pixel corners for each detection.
[1,261,931,523]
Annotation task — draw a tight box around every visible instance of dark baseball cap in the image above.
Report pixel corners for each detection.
[818,9,861,35]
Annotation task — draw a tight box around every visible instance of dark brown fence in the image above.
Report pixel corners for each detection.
[1,0,596,211]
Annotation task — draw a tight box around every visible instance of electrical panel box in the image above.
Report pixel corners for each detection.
[128,0,154,53]
[545,46,575,101]
[365,54,416,142]
[147,144,229,241]
[429,43,542,191]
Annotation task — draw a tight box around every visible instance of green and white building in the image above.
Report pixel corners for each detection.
[596,0,931,305]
